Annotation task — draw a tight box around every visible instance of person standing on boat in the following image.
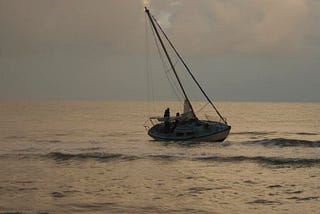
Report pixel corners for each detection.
[164,108,170,118]
[172,112,180,131]
[164,108,170,132]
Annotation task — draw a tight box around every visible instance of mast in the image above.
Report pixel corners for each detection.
[151,13,227,124]
[145,7,196,118]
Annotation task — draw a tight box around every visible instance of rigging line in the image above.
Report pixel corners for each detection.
[165,60,179,73]
[152,15,227,124]
[145,7,196,118]
[166,69,184,102]
[148,15,183,102]
[150,21,182,101]
[164,60,184,102]
[145,14,155,114]
[196,102,210,113]
[164,59,184,101]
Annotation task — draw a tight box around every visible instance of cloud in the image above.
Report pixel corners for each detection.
[0,0,319,58]
[241,0,308,54]
[143,0,150,7]
[150,0,317,55]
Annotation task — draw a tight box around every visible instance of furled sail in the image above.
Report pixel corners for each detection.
[183,99,192,114]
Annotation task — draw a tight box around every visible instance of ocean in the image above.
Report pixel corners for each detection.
[0,101,319,213]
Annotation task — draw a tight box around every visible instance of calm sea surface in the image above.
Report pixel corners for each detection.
[0,101,319,213]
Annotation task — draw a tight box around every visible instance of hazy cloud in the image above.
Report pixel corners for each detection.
[1,0,319,56]
[149,0,317,55]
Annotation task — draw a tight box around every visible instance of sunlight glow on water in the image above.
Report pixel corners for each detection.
[0,101,319,213]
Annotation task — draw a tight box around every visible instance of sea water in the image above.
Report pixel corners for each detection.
[0,101,319,213]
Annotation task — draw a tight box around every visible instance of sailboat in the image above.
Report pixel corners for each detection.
[145,7,231,142]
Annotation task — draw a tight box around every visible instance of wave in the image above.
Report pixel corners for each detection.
[45,152,320,167]
[247,199,282,205]
[233,131,318,136]
[195,155,320,166]
[243,138,320,147]
[296,132,318,136]
[47,152,185,162]
[0,212,49,214]
[47,152,137,161]
[231,131,276,136]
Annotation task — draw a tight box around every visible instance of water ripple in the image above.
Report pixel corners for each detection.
[243,138,320,147]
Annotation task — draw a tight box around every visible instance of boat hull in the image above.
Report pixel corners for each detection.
[148,120,231,142]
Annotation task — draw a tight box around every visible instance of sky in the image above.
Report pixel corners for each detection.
[0,0,319,102]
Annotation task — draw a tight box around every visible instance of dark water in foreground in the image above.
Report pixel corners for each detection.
[0,101,319,213]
